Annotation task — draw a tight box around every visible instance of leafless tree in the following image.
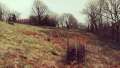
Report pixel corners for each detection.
[59,13,78,29]
[32,0,48,25]
[83,1,99,32]
[0,3,7,21]
[102,0,120,41]
[84,0,120,43]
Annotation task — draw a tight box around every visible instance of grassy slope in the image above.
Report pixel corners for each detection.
[0,21,119,68]
[0,22,64,68]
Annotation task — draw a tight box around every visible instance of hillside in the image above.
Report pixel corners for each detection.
[0,22,65,68]
[0,21,119,68]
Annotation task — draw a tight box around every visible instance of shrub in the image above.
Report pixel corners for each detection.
[64,44,85,65]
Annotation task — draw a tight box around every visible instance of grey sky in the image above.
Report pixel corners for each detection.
[0,0,88,23]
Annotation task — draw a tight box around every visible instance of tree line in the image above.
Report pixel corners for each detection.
[29,0,79,29]
[84,0,120,43]
[0,0,79,29]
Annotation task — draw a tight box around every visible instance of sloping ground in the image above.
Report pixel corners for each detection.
[41,28,120,68]
[0,22,64,68]
[0,21,119,68]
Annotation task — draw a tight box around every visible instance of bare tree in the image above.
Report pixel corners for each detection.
[0,3,6,21]
[58,13,78,29]
[84,0,120,43]
[83,1,99,32]
[32,0,48,25]
[103,0,120,41]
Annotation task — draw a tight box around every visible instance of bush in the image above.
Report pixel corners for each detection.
[64,44,85,64]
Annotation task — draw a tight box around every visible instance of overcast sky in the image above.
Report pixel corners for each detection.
[0,0,88,23]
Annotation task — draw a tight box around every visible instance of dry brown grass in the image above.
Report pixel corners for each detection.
[0,22,64,68]
[45,29,120,68]
[0,21,119,68]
